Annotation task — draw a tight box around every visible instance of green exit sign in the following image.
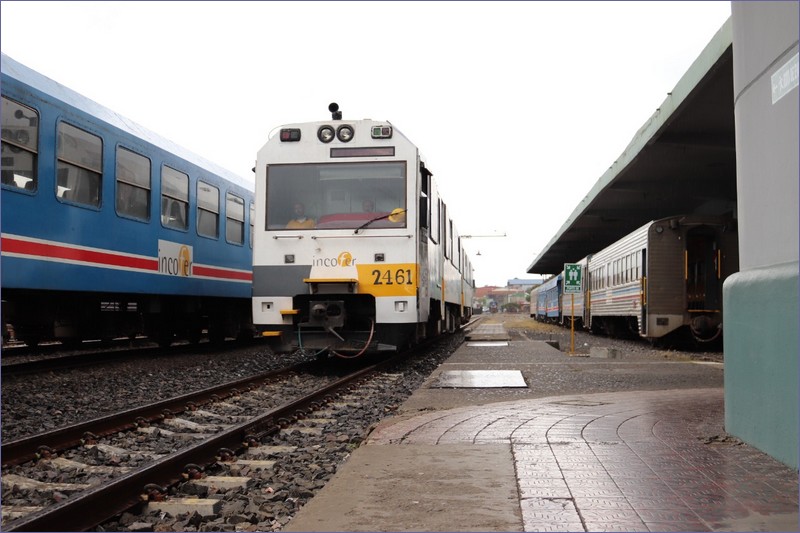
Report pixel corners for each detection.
[564,263,582,294]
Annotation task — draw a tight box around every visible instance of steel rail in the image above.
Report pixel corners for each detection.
[4,360,382,532]
[1,361,311,467]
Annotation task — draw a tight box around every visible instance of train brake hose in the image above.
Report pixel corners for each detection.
[297,326,328,358]
[331,319,375,359]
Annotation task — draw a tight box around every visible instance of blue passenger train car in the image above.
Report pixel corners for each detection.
[1,54,255,346]
[532,273,562,322]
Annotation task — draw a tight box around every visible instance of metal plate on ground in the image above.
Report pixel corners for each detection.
[466,341,509,347]
[432,370,527,388]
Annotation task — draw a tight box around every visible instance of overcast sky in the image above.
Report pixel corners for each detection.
[1,1,732,287]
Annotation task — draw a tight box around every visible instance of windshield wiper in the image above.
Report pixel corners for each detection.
[354,209,407,234]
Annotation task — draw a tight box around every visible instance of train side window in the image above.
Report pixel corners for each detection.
[442,203,449,259]
[1,97,38,191]
[420,165,431,231]
[636,250,641,278]
[115,147,151,220]
[624,255,628,283]
[226,192,245,245]
[161,166,189,230]
[430,192,440,244]
[56,122,102,207]
[249,202,255,248]
[197,180,219,238]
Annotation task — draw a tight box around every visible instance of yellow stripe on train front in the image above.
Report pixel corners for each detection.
[356,263,418,297]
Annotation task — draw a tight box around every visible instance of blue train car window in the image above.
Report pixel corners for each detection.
[226,192,245,245]
[116,147,151,220]
[1,97,38,191]
[161,165,189,230]
[197,180,219,238]
[57,122,102,207]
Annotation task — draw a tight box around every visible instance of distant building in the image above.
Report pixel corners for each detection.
[507,278,543,290]
[474,280,542,313]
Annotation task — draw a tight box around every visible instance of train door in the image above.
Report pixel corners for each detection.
[686,227,721,312]
[640,249,647,335]
[417,164,431,328]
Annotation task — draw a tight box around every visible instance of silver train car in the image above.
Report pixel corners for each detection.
[532,214,738,344]
[251,104,474,358]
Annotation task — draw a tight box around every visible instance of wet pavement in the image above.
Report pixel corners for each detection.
[368,388,798,532]
[285,322,799,532]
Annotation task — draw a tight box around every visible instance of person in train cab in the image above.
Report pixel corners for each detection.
[286,202,315,229]
[362,199,376,212]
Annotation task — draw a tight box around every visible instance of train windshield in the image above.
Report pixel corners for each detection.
[265,161,407,230]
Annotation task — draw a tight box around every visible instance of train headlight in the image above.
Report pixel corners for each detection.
[317,125,335,143]
[280,128,301,142]
[336,125,354,142]
[371,125,392,139]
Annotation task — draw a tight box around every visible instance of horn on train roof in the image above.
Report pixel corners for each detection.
[329,102,342,120]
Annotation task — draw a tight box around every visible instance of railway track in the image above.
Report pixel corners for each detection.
[0,349,417,532]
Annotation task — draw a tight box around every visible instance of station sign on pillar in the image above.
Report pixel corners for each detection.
[563,263,582,354]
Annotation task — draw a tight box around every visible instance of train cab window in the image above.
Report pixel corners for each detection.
[115,147,151,220]
[56,122,102,207]
[265,161,406,230]
[161,166,189,230]
[197,181,219,238]
[1,97,38,191]
[226,192,245,245]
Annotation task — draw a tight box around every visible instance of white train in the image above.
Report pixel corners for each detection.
[252,104,474,357]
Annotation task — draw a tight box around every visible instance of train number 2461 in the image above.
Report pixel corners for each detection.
[371,268,413,285]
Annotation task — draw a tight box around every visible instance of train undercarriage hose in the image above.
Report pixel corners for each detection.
[296,319,376,359]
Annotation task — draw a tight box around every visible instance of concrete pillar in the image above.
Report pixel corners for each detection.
[726,1,799,468]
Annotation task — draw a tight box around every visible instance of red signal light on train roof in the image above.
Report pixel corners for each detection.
[371,125,392,139]
[280,128,301,142]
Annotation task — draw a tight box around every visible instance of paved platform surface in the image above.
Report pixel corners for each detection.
[285,322,799,532]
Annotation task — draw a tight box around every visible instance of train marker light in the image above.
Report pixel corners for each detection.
[318,125,335,143]
[371,125,392,139]
[280,128,301,142]
[336,125,354,142]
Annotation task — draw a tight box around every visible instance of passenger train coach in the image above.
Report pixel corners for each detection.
[531,214,738,345]
[252,104,474,357]
[1,54,255,347]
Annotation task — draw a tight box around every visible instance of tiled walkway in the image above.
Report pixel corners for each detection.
[368,388,799,532]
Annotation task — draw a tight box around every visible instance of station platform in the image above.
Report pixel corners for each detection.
[284,322,799,532]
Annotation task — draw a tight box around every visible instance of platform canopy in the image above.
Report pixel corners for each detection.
[527,19,736,275]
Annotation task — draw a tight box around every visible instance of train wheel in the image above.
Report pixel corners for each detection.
[60,338,82,350]
[157,331,174,348]
[22,336,40,348]
[186,327,202,345]
[208,324,225,345]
